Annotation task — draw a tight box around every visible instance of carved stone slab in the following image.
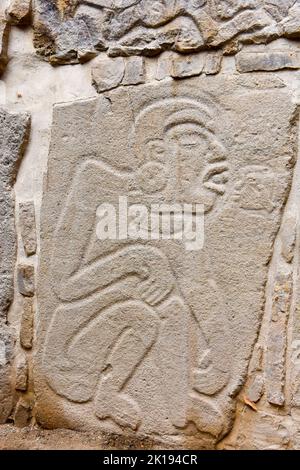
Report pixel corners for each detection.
[36,75,297,446]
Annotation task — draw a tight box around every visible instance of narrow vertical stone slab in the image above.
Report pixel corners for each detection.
[20,297,34,350]
[19,201,37,256]
[0,16,10,76]
[0,108,30,423]
[204,52,222,75]
[36,76,297,447]
[266,274,293,406]
[15,353,28,392]
[0,109,30,319]
[0,326,15,424]
[17,264,35,297]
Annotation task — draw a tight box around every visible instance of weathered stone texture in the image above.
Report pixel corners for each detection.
[122,56,145,86]
[18,201,37,257]
[92,56,125,92]
[0,109,30,425]
[0,326,15,424]
[245,374,264,403]
[25,1,300,65]
[15,353,28,391]
[92,56,146,93]
[266,274,293,406]
[13,398,32,427]
[0,109,30,320]
[236,50,300,73]
[203,51,222,75]
[7,0,32,26]
[36,75,296,446]
[17,264,35,297]
[170,54,204,78]
[0,16,10,76]
[20,297,34,350]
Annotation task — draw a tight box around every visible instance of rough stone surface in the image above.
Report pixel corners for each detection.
[15,353,28,391]
[221,410,293,450]
[236,50,300,73]
[171,54,204,78]
[203,51,222,75]
[122,57,145,86]
[245,374,264,403]
[92,56,125,93]
[0,109,31,320]
[13,398,31,428]
[0,16,9,76]
[7,0,32,26]
[266,274,292,406]
[18,201,37,256]
[17,264,35,297]
[20,297,34,350]
[0,326,15,424]
[281,214,297,263]
[0,12,10,75]
[29,1,300,64]
[36,75,297,447]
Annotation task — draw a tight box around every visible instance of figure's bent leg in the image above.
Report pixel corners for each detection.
[91,301,159,430]
[156,296,190,429]
[43,290,131,402]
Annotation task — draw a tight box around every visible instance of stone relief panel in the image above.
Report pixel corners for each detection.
[36,75,297,446]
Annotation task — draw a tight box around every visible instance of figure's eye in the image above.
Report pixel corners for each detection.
[176,132,207,150]
[153,145,165,154]
[146,139,166,161]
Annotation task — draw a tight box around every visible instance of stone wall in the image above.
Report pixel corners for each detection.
[1,0,300,449]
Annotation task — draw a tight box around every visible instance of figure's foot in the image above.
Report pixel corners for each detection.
[192,349,229,395]
[95,384,141,431]
[188,394,226,438]
[193,367,229,395]
[44,358,96,403]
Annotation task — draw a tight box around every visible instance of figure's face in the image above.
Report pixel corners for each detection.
[137,124,228,213]
[167,124,228,212]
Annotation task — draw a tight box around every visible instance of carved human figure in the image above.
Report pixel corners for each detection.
[132,99,232,432]
[43,97,231,436]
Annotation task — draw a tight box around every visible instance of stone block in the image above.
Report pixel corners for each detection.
[92,57,125,93]
[17,264,35,297]
[36,75,297,447]
[20,297,34,350]
[236,51,300,73]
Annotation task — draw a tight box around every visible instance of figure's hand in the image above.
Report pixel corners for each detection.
[137,271,175,306]
[129,246,176,306]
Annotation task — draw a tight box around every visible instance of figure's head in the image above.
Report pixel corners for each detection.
[133,98,229,213]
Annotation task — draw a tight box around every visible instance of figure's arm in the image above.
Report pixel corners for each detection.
[51,160,175,303]
[50,160,137,301]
